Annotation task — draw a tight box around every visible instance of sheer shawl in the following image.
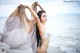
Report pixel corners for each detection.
[1,5,37,53]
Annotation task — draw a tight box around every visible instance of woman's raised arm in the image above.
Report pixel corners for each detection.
[35,2,45,11]
[19,4,31,22]
[20,4,40,24]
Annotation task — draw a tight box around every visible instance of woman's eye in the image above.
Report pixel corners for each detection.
[43,15,47,17]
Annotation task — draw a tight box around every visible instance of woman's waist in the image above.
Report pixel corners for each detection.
[41,39,49,48]
[40,33,50,39]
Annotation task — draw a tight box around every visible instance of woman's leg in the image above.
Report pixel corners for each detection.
[38,46,41,53]
[38,44,47,53]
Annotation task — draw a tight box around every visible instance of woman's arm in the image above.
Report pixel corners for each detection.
[31,2,37,24]
[20,4,40,24]
[36,2,45,11]
[31,2,37,12]
[19,5,30,22]
[9,6,19,17]
[28,5,40,24]
[30,2,45,24]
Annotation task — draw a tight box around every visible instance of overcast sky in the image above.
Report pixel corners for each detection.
[0,0,80,5]
[0,0,80,16]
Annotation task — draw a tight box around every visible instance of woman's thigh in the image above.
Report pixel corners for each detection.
[38,45,47,53]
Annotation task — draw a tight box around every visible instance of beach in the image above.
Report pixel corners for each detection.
[6,47,66,53]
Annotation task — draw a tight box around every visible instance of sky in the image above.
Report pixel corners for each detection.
[0,0,80,17]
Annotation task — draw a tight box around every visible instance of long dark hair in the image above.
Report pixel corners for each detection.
[36,10,46,47]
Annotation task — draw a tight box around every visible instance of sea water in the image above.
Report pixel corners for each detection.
[0,13,80,53]
[47,13,80,53]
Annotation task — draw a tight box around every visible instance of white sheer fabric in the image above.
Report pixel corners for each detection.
[1,6,37,53]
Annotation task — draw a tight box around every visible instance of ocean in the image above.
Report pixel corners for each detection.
[47,13,80,53]
[0,13,80,53]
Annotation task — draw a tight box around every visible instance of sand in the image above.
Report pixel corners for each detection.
[6,47,66,53]
[0,41,66,53]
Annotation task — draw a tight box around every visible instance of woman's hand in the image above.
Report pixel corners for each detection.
[33,1,40,6]
[34,1,38,5]
[34,2,45,11]
[32,2,37,9]
[19,4,29,8]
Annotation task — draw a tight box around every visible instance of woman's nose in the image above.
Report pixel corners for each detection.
[45,18,47,21]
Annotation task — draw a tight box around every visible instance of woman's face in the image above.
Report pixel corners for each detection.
[40,13,47,23]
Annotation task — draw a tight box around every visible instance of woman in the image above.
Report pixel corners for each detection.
[20,2,50,53]
[34,2,50,53]
[31,2,50,53]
